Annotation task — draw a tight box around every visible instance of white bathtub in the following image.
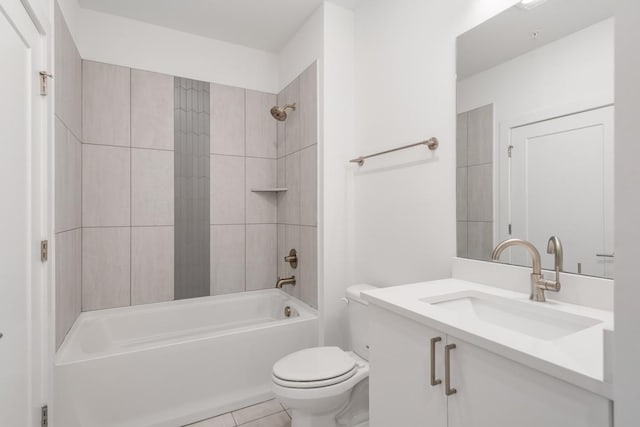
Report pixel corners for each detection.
[54,289,318,427]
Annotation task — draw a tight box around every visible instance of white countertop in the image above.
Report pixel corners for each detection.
[362,278,614,399]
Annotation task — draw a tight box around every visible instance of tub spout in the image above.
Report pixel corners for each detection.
[275,276,296,288]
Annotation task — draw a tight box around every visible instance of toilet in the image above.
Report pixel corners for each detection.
[272,284,375,427]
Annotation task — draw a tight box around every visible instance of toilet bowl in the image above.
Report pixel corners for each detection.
[272,285,375,427]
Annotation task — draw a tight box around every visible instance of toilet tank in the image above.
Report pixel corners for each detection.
[345,284,377,361]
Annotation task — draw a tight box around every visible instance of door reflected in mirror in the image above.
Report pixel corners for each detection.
[456,0,614,278]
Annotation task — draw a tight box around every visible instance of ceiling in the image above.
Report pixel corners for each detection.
[78,0,362,52]
[457,0,614,80]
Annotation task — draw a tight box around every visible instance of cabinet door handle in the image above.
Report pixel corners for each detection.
[445,343,457,396]
[430,337,442,386]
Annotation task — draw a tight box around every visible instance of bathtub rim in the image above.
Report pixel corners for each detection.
[56,288,317,365]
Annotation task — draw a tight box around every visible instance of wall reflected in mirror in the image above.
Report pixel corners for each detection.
[456,0,614,278]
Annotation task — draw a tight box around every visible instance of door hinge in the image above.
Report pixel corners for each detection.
[39,71,53,96]
[41,405,48,427]
[508,224,512,235]
[507,145,514,158]
[40,240,48,262]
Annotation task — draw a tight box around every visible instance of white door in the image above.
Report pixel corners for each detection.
[0,0,47,425]
[508,106,614,278]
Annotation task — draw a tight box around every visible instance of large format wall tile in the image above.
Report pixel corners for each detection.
[276,100,286,158]
[246,157,277,224]
[456,167,468,221]
[467,104,493,166]
[246,90,277,158]
[468,222,493,262]
[468,163,493,222]
[246,224,277,291]
[55,118,81,233]
[55,229,81,348]
[300,145,317,226]
[278,151,300,224]
[210,225,245,295]
[456,112,468,167]
[299,63,318,150]
[83,60,130,147]
[210,83,245,156]
[131,148,174,226]
[210,154,245,224]
[82,227,131,310]
[82,144,130,227]
[299,226,318,308]
[54,3,82,140]
[457,221,468,258]
[131,226,174,304]
[281,78,301,156]
[132,70,174,150]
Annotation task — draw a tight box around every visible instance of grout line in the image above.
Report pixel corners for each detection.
[276,141,318,160]
[243,88,247,293]
[129,67,132,307]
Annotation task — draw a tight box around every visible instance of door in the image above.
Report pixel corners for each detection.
[368,305,447,427]
[446,337,611,427]
[508,106,614,277]
[0,0,47,425]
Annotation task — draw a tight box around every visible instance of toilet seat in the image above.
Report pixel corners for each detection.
[272,347,358,389]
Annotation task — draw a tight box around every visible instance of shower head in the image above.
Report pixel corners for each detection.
[270,103,296,121]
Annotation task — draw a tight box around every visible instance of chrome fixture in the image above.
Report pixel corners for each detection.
[546,236,563,290]
[275,276,296,288]
[270,103,296,121]
[284,306,292,318]
[491,238,560,302]
[349,137,439,167]
[284,249,298,269]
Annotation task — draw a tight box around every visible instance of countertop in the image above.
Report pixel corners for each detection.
[362,278,614,399]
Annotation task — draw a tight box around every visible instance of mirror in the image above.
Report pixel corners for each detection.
[456,0,614,278]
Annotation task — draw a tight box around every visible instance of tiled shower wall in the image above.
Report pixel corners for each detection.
[82,61,175,310]
[277,63,318,308]
[72,60,318,315]
[456,104,494,261]
[54,3,82,348]
[175,78,210,299]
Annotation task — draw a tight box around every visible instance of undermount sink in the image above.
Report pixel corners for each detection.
[421,291,602,340]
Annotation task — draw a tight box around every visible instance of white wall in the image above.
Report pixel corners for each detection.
[351,0,518,288]
[614,0,640,424]
[55,0,279,93]
[320,2,355,347]
[277,6,324,90]
[458,18,614,118]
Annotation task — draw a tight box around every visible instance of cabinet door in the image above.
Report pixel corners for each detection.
[368,305,447,427]
[446,337,612,427]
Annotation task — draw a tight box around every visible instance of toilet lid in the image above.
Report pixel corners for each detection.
[273,347,356,383]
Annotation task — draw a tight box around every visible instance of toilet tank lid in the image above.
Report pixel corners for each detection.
[345,284,377,305]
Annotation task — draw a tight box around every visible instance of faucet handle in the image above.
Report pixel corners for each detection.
[284,249,298,269]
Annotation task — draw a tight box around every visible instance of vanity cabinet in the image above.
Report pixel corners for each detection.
[368,305,612,427]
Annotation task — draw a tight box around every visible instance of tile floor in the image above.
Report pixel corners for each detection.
[185,399,290,427]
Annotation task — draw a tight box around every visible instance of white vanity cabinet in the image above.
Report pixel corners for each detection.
[368,305,612,427]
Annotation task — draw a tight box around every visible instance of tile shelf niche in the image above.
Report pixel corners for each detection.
[250,188,288,192]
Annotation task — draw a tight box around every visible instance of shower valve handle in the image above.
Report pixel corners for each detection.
[284,249,298,269]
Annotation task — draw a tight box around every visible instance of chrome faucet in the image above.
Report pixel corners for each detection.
[491,238,560,302]
[275,276,296,289]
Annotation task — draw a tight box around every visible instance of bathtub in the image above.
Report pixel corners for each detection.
[54,289,318,427]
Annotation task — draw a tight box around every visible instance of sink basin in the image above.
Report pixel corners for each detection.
[421,291,602,340]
